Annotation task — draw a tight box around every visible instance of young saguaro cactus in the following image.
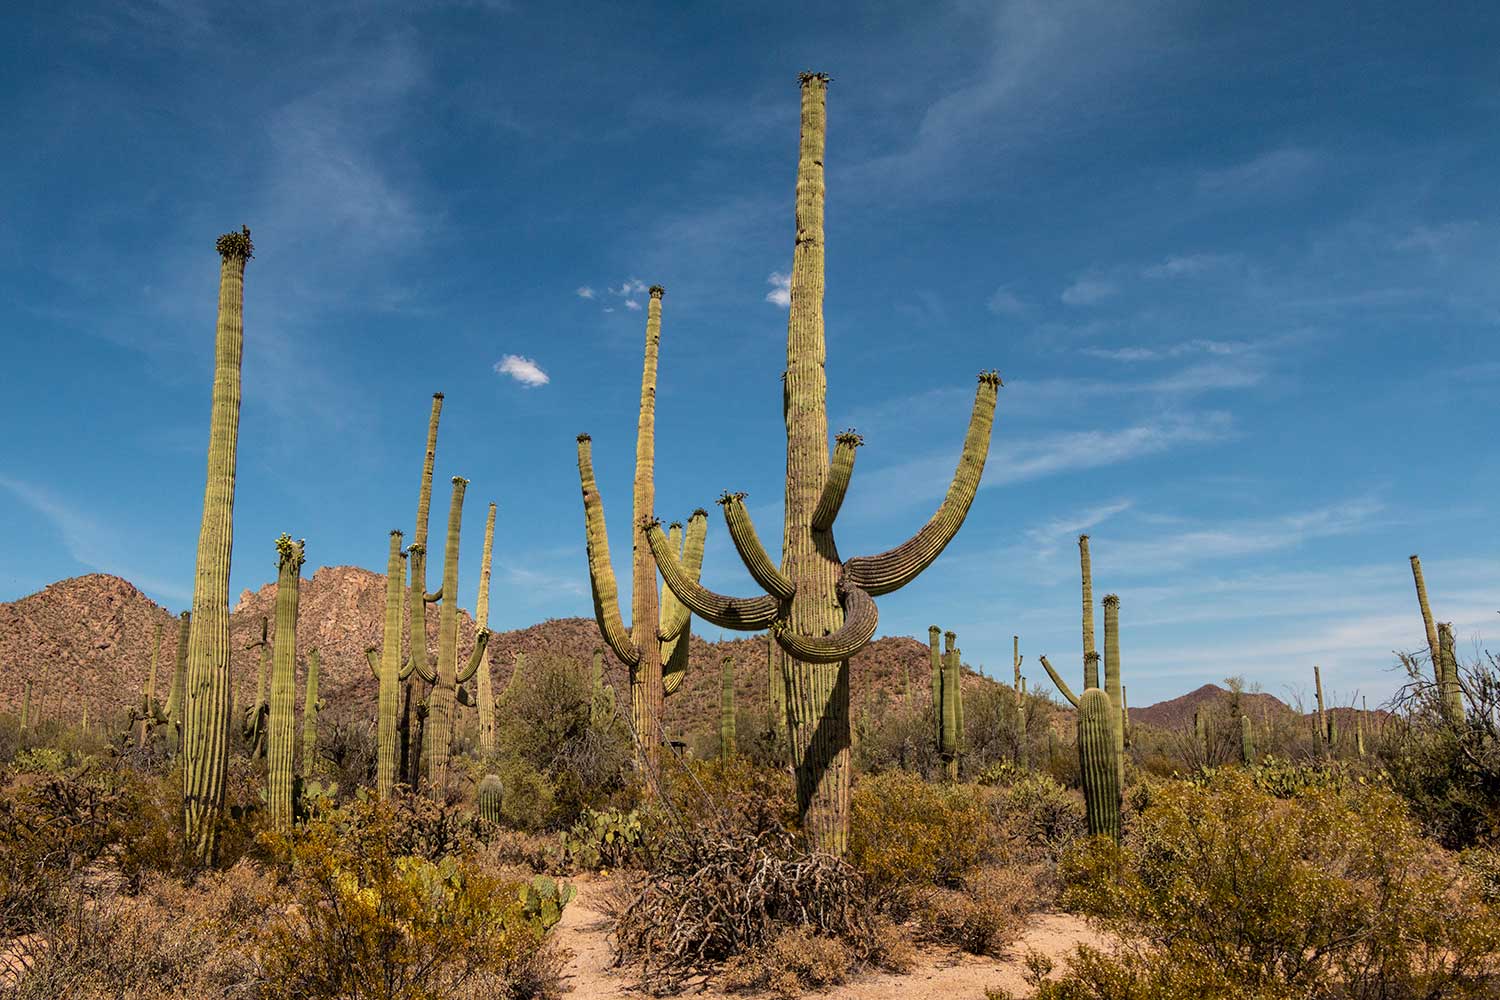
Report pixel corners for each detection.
[1313,664,1329,751]
[929,625,943,747]
[1078,688,1121,841]
[940,631,961,781]
[577,286,708,780]
[182,225,252,863]
[720,655,736,761]
[242,618,271,758]
[477,774,503,824]
[267,535,304,833]
[646,75,1001,853]
[164,611,190,755]
[475,503,498,756]
[1438,622,1465,724]
[139,622,164,747]
[1241,712,1256,764]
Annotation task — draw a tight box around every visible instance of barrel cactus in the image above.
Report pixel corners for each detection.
[477,773,503,824]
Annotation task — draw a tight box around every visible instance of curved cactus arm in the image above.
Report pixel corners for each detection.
[365,647,381,679]
[398,654,416,681]
[812,431,863,531]
[412,653,437,685]
[842,372,1001,596]
[662,628,690,695]
[456,685,475,707]
[658,510,707,642]
[719,493,796,601]
[576,434,641,666]
[425,587,443,604]
[772,583,877,664]
[456,628,491,684]
[645,519,779,630]
[1039,654,1080,708]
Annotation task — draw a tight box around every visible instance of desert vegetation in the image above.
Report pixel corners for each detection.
[1,71,1498,1000]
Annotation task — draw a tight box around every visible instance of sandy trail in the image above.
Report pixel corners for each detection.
[552,875,1108,999]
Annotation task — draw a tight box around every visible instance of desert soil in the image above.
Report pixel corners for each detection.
[553,875,1109,999]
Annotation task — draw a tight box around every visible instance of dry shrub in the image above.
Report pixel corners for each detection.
[610,827,896,995]
[720,927,855,998]
[918,864,1042,956]
[848,770,993,893]
[988,772,1086,865]
[4,862,269,999]
[653,756,799,840]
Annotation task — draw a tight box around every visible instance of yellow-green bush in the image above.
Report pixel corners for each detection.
[1054,771,1500,998]
[848,770,992,890]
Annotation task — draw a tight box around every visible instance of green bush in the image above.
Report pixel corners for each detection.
[1055,771,1500,998]
[848,770,992,891]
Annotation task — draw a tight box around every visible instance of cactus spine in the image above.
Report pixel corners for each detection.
[182,226,251,863]
[302,647,321,775]
[477,773,503,824]
[1078,688,1121,841]
[476,503,497,756]
[720,656,736,761]
[267,536,303,833]
[1241,712,1255,764]
[577,286,708,780]
[647,75,1000,852]
[424,477,490,800]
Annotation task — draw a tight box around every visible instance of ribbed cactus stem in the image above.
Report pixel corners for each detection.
[267,535,303,833]
[1357,696,1366,756]
[1410,554,1442,690]
[476,502,496,756]
[767,636,786,743]
[1102,594,1124,788]
[954,645,965,761]
[427,477,481,800]
[1080,535,1097,688]
[940,635,959,781]
[182,227,251,863]
[477,773,503,824]
[720,656,736,760]
[1194,710,1206,755]
[929,625,942,747]
[407,394,444,698]
[1241,713,1255,764]
[1313,664,1328,749]
[1438,623,1466,723]
[1078,688,1121,841]
[375,532,404,798]
[165,611,189,754]
[302,648,320,775]
[19,680,30,731]
[140,621,163,747]
[1121,684,1131,749]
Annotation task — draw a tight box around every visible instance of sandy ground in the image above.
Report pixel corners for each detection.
[552,875,1109,999]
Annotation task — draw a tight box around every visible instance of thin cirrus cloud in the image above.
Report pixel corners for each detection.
[1060,275,1118,306]
[494,354,549,387]
[765,271,791,307]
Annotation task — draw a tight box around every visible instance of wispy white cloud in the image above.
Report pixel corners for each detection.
[986,287,1026,316]
[494,354,549,387]
[0,476,191,604]
[985,411,1234,487]
[1026,499,1134,552]
[1195,147,1321,197]
[1081,339,1251,363]
[765,272,791,308]
[611,279,647,297]
[575,286,595,299]
[1060,275,1118,306]
[1143,253,1235,278]
[624,299,641,311]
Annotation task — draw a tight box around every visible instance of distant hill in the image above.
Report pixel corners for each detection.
[0,569,1002,748]
[1128,683,1296,731]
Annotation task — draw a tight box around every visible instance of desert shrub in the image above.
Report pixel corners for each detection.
[492,653,633,828]
[989,770,1087,865]
[848,770,993,892]
[260,794,566,1000]
[4,862,269,999]
[1058,771,1500,999]
[652,756,798,842]
[852,698,942,777]
[610,826,897,995]
[920,863,1040,956]
[9,747,68,774]
[720,926,857,998]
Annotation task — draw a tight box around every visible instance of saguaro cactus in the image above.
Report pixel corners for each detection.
[19,680,30,731]
[419,478,490,800]
[1240,713,1256,764]
[267,536,304,833]
[1313,664,1329,750]
[1438,622,1465,724]
[139,622,164,747]
[940,632,961,781]
[1078,688,1121,841]
[1357,696,1367,756]
[477,774,503,824]
[577,286,707,780]
[766,637,786,744]
[165,611,189,754]
[720,656,736,761]
[476,503,498,755]
[929,625,943,747]
[1014,635,1027,768]
[647,75,1000,853]
[243,618,270,757]
[182,226,251,862]
[1102,595,1125,787]
[366,532,409,798]
[1080,535,1098,688]
[302,647,321,774]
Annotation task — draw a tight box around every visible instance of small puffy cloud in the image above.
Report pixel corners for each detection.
[765,272,791,307]
[612,279,647,297]
[986,287,1026,315]
[494,354,549,387]
[1060,276,1118,306]
[624,299,641,310]
[575,286,595,299]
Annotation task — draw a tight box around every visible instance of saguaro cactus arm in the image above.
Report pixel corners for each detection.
[658,511,707,642]
[811,431,863,531]
[719,493,796,601]
[841,372,1001,597]
[1039,654,1081,708]
[771,582,877,663]
[646,520,780,629]
[576,434,641,666]
[456,629,492,684]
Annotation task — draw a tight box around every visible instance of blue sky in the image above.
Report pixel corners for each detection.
[1,1,1496,708]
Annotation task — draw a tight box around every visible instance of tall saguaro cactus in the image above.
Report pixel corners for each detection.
[302,647,321,774]
[720,656,737,761]
[1313,664,1329,751]
[577,286,708,780]
[267,535,304,833]
[366,532,408,798]
[646,75,1001,853]
[929,625,943,746]
[139,622,163,747]
[1411,555,1465,723]
[476,502,498,755]
[165,611,190,755]
[1080,535,1098,688]
[1042,542,1125,785]
[420,478,490,800]
[1078,688,1121,841]
[183,226,252,863]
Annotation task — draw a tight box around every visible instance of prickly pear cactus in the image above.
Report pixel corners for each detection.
[519,874,575,934]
